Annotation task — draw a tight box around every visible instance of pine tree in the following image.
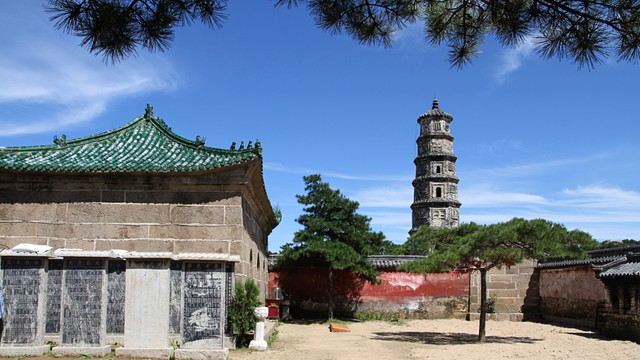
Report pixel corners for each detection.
[399,218,599,342]
[46,0,640,68]
[278,174,385,319]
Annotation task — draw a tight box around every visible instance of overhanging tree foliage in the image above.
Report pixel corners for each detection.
[277,174,385,319]
[46,0,229,62]
[46,1,640,68]
[398,218,599,342]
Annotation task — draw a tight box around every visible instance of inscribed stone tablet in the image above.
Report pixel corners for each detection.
[224,263,234,333]
[169,262,182,335]
[45,260,63,334]
[61,259,103,346]
[106,260,126,334]
[1,258,42,345]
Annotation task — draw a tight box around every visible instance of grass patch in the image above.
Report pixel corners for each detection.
[355,307,406,322]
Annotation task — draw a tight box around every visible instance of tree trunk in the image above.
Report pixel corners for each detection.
[478,267,487,342]
[328,266,334,320]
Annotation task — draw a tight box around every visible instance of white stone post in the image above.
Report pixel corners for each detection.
[248,307,269,351]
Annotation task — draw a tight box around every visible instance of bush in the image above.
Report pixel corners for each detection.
[355,307,406,322]
[487,292,497,313]
[227,279,262,347]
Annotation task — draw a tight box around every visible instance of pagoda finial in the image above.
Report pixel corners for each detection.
[144,104,154,120]
[432,97,439,110]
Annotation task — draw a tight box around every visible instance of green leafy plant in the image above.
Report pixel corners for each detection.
[227,278,262,347]
[355,307,406,322]
[267,328,279,346]
[486,293,497,314]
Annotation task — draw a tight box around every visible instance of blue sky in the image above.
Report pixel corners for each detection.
[1,2,638,251]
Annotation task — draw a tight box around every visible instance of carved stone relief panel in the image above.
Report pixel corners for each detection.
[182,262,225,349]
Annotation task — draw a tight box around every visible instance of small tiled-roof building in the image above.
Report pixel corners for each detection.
[0,106,278,356]
[537,245,640,341]
[595,251,640,342]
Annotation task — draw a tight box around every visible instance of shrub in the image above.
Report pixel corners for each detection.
[227,279,262,347]
[355,307,406,322]
[486,292,497,313]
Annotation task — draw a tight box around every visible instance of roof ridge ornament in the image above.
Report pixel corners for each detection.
[230,142,236,150]
[239,141,244,150]
[53,134,67,147]
[195,135,206,147]
[144,104,154,121]
[432,97,439,109]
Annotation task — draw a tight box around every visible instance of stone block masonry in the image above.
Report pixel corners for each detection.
[468,260,540,320]
[0,169,271,289]
[538,266,608,327]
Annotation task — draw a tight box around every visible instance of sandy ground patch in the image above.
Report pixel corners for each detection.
[229,319,639,360]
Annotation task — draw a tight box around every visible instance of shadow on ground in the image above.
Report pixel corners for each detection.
[371,331,542,345]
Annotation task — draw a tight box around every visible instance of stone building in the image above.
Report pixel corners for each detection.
[537,245,640,341]
[0,106,278,358]
[411,98,461,232]
[596,250,640,342]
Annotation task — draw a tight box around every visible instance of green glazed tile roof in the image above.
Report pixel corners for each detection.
[0,105,262,173]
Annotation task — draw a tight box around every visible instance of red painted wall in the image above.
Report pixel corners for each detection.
[360,270,468,297]
[269,268,469,318]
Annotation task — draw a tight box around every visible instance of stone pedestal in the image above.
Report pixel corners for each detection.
[0,345,51,357]
[52,345,112,356]
[174,349,229,360]
[248,307,269,351]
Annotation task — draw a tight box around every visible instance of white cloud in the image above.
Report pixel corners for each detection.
[365,211,411,228]
[461,183,640,240]
[477,139,526,155]
[0,3,180,136]
[560,185,640,210]
[0,103,107,136]
[394,22,427,51]
[264,162,411,182]
[460,154,604,180]
[268,154,639,242]
[494,36,536,83]
[349,185,413,208]
[355,158,638,240]
[461,188,548,207]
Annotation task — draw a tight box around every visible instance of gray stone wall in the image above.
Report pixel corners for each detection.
[0,163,273,297]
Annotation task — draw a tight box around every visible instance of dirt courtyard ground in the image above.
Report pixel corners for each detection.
[229,319,639,360]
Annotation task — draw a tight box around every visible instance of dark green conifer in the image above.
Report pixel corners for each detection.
[400,218,598,342]
[278,174,385,319]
